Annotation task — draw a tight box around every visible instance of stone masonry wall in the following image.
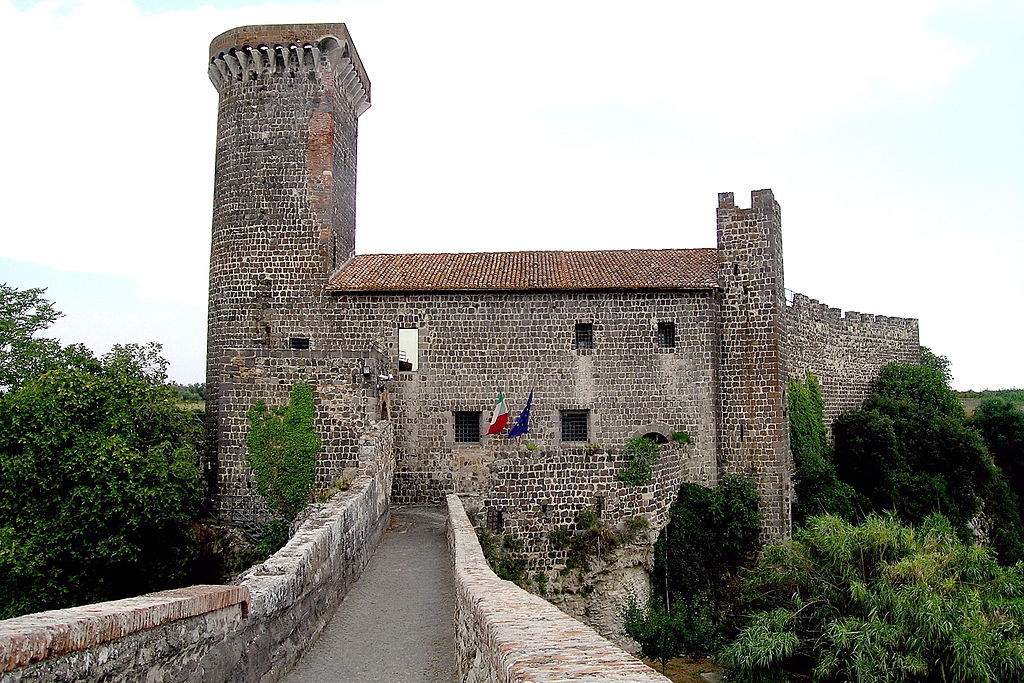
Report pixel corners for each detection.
[461,441,711,643]
[0,425,393,683]
[785,292,920,427]
[320,289,721,509]
[446,495,670,683]
[206,24,370,516]
[213,348,389,531]
[715,190,793,538]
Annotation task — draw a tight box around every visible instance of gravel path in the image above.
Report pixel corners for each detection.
[280,507,456,683]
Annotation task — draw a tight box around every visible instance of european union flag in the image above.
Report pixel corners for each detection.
[506,389,534,438]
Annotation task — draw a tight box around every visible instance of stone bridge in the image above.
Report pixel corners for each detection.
[0,454,669,682]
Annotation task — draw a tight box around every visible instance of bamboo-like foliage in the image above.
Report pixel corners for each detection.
[720,514,1024,682]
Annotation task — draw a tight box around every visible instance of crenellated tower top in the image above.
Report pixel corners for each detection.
[208,23,370,115]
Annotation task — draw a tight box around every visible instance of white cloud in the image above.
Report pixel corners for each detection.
[1,0,1020,389]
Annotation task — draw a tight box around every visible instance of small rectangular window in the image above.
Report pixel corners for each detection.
[561,410,589,442]
[657,321,676,348]
[486,508,504,533]
[398,328,419,371]
[454,411,481,443]
[289,336,310,350]
[574,323,593,350]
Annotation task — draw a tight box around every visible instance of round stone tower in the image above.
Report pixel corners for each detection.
[205,24,371,519]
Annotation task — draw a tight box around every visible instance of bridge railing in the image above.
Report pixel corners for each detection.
[446,494,670,682]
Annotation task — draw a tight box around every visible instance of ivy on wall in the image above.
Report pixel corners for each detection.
[618,437,661,486]
[246,382,321,521]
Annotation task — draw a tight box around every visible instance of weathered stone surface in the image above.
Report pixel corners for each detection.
[785,292,919,426]
[447,494,670,682]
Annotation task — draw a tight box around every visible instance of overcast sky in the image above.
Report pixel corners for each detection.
[1,0,1021,390]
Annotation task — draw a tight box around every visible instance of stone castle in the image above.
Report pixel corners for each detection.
[205,23,919,634]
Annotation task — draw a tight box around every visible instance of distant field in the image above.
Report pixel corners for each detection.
[958,389,1024,416]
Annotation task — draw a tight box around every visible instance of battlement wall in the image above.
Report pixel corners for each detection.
[446,495,670,683]
[785,292,920,426]
[0,426,393,682]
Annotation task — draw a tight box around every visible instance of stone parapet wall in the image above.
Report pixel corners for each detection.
[446,494,670,682]
[0,585,249,680]
[1,425,393,682]
[785,292,920,427]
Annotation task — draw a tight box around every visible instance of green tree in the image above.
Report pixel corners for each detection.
[246,382,321,521]
[720,514,1024,682]
[971,398,1024,501]
[0,284,94,393]
[650,475,761,656]
[831,363,1024,562]
[0,343,203,618]
[919,345,953,385]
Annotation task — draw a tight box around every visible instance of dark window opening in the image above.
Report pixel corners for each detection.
[561,410,589,442]
[574,322,594,349]
[540,502,549,518]
[454,411,481,443]
[486,508,504,533]
[657,321,676,348]
[595,495,605,517]
[643,432,669,444]
[289,336,310,350]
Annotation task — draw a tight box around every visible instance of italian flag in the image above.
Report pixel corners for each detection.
[487,391,510,435]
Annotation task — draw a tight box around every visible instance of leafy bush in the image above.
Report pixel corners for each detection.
[919,345,953,384]
[972,398,1024,505]
[549,528,573,549]
[649,475,761,657]
[624,598,717,673]
[622,515,650,542]
[0,342,202,618]
[619,436,661,486]
[476,528,527,583]
[671,430,692,444]
[575,507,599,529]
[831,363,1024,562]
[257,519,290,556]
[720,514,1024,682]
[246,382,321,520]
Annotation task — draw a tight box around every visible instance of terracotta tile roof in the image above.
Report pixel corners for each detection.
[327,248,719,292]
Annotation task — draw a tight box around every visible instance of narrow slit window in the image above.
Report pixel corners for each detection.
[398,328,419,371]
[454,411,481,443]
[657,321,676,348]
[289,336,310,350]
[574,323,594,350]
[561,410,589,442]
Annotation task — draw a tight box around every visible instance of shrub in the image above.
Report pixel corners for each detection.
[549,528,573,549]
[720,514,1024,682]
[671,430,692,444]
[650,475,761,657]
[831,364,1024,562]
[619,436,660,486]
[575,507,599,529]
[0,344,202,617]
